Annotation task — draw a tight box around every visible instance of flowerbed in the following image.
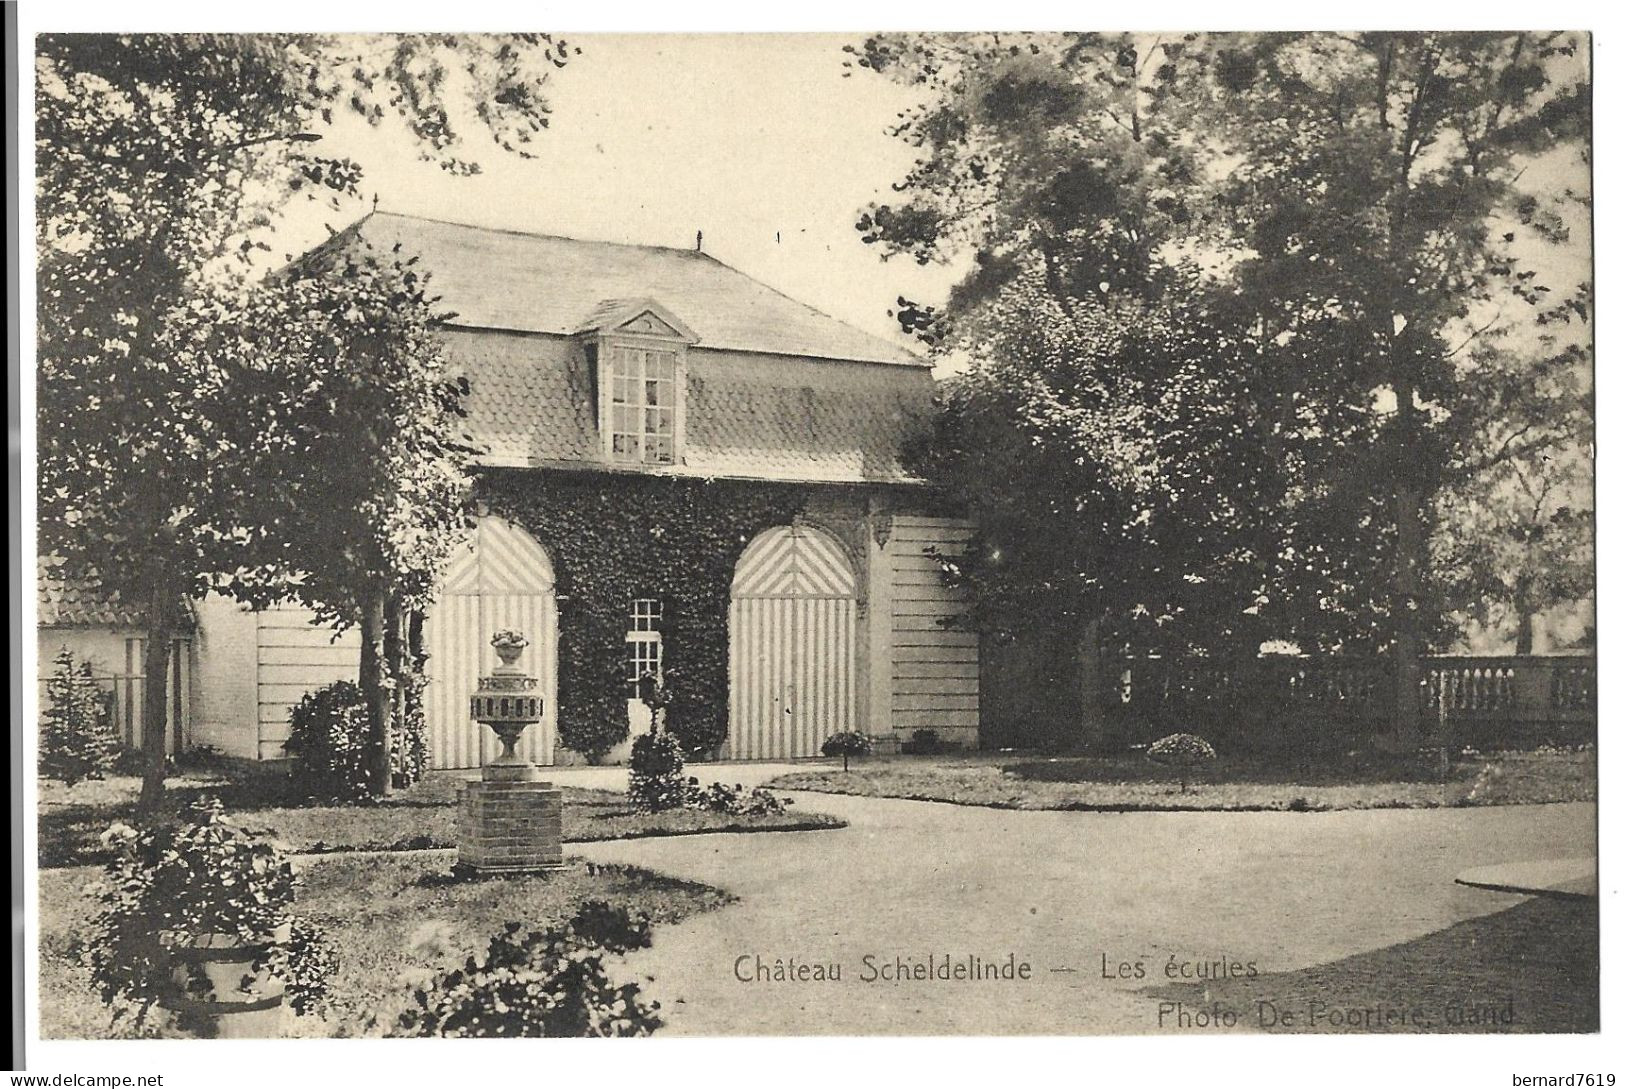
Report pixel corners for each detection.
[39,761,843,869]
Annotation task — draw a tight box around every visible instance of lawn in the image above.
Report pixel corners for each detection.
[39,761,844,869]
[38,853,733,1038]
[768,747,1596,812]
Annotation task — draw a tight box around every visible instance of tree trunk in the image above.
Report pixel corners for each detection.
[1388,371,1424,750]
[405,609,426,782]
[1073,615,1106,752]
[1390,483,1425,749]
[137,584,178,814]
[358,590,392,796]
[407,610,426,672]
[1513,578,1536,655]
[385,601,405,787]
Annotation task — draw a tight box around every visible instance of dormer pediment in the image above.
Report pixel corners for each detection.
[617,309,688,340]
[575,298,699,344]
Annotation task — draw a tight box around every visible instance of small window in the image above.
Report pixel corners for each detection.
[608,347,678,465]
[625,598,664,696]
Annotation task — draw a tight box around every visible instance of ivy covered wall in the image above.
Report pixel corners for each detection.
[479,468,881,760]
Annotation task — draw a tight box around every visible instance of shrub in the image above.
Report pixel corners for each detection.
[907,728,962,755]
[275,917,339,1016]
[39,647,119,785]
[1145,732,1219,793]
[635,669,674,717]
[393,902,663,1037]
[89,797,334,1027]
[821,730,873,771]
[284,681,370,802]
[628,730,689,812]
[689,781,791,817]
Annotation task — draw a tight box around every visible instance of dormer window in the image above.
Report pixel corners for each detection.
[609,345,677,464]
[580,298,698,468]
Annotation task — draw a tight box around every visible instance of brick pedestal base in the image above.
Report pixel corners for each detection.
[458,779,565,874]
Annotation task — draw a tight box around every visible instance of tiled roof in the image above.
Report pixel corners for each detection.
[441,330,934,485]
[37,560,194,629]
[683,367,929,483]
[346,212,922,367]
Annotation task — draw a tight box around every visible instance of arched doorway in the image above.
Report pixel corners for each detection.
[727,524,857,759]
[423,518,558,769]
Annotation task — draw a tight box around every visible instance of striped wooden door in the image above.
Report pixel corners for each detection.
[728,525,856,760]
[423,518,558,769]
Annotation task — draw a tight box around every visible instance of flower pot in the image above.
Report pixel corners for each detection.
[162,924,290,1039]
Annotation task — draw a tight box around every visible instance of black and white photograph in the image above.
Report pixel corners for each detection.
[14,7,1610,1081]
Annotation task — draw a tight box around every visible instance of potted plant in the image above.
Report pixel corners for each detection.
[89,797,334,1037]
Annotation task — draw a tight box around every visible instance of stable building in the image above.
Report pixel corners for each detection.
[41,213,982,767]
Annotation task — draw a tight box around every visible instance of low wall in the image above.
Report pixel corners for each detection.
[1104,653,1596,751]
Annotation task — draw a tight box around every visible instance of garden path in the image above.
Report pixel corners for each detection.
[573,792,1596,1034]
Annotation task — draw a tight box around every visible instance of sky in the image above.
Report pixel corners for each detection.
[269,32,1593,379]
[274,33,968,365]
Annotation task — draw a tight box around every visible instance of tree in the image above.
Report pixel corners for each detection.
[849,31,1591,745]
[36,33,576,807]
[39,648,119,785]
[851,34,1381,679]
[1434,308,1593,652]
[910,266,1307,655]
[199,237,476,795]
[1196,32,1589,742]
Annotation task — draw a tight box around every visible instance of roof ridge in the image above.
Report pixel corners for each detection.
[370,209,711,260]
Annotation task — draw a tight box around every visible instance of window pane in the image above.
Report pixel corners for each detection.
[631,599,663,631]
[603,343,681,463]
[625,605,665,693]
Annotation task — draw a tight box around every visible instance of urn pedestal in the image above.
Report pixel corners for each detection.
[457,779,564,873]
[457,636,565,874]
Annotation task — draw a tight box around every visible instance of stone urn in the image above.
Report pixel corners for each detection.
[459,631,564,874]
[471,631,544,782]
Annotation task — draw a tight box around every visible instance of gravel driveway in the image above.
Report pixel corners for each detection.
[574,793,1596,1035]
